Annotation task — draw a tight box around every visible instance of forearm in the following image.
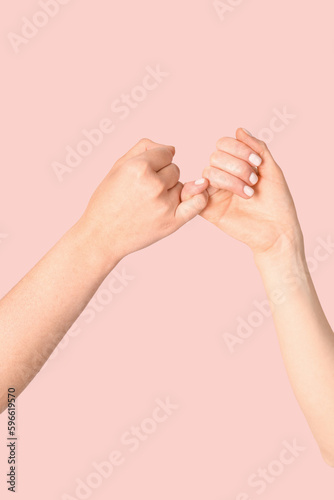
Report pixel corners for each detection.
[0,138,207,414]
[255,242,334,465]
[0,218,119,412]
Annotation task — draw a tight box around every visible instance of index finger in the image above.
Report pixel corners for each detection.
[137,146,176,172]
[118,138,175,164]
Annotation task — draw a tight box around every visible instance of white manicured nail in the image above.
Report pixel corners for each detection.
[194,178,206,185]
[242,128,253,136]
[249,172,258,185]
[244,185,254,197]
[249,153,262,167]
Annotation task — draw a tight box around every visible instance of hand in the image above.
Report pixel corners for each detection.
[182,129,304,261]
[80,138,209,266]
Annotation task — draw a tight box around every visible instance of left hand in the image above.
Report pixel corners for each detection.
[181,128,304,259]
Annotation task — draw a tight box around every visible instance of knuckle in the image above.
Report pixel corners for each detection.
[202,166,211,179]
[125,158,150,177]
[172,163,180,178]
[210,151,218,164]
[153,178,166,195]
[216,137,227,151]
[202,167,213,182]
[138,137,152,148]
[165,149,174,164]
[136,159,150,174]
[257,139,268,154]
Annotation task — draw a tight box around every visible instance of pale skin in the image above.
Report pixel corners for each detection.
[1,131,333,468]
[182,128,334,466]
[0,138,209,413]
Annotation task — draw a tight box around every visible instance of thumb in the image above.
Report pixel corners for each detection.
[182,178,219,201]
[181,178,209,202]
[175,179,209,227]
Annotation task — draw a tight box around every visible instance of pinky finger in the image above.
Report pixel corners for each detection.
[203,166,255,199]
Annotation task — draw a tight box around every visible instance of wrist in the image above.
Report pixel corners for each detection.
[253,228,305,272]
[70,216,124,278]
[252,236,315,312]
[252,229,312,301]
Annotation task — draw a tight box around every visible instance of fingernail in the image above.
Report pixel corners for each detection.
[249,153,262,167]
[244,185,254,197]
[249,172,258,185]
[242,128,253,136]
[194,178,206,185]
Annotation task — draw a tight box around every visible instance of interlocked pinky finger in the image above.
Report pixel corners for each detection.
[203,166,255,199]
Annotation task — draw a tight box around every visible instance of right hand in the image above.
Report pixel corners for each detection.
[80,138,209,266]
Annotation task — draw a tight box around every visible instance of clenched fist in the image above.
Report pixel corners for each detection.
[81,138,209,267]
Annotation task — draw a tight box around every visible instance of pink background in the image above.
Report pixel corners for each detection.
[1,0,334,498]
